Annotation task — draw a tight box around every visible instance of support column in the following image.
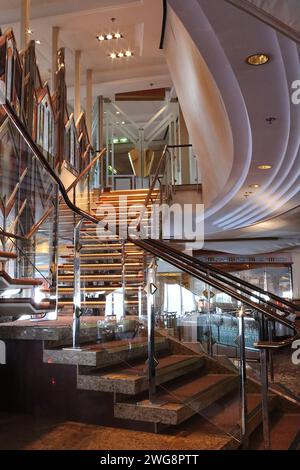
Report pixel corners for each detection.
[21,0,30,49]
[74,50,81,122]
[179,107,190,184]
[97,96,105,187]
[86,69,93,141]
[291,252,300,299]
[51,26,59,92]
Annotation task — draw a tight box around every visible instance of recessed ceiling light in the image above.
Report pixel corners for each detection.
[106,34,113,40]
[118,52,124,58]
[257,164,272,170]
[125,50,133,57]
[35,40,41,45]
[97,35,105,41]
[246,53,270,66]
[27,28,33,35]
[122,121,125,125]
[109,52,117,59]
[114,33,122,39]
[116,111,120,115]
[249,184,260,189]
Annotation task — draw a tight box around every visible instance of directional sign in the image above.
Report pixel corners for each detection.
[150,283,158,295]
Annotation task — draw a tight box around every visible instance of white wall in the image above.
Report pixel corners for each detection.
[164,4,234,206]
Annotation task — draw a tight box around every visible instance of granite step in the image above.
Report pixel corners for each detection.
[249,411,300,449]
[43,336,168,368]
[77,354,205,395]
[199,390,277,445]
[114,373,238,426]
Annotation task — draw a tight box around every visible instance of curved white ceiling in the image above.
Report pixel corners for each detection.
[166,0,300,243]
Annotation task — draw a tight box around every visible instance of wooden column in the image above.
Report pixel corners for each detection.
[51,27,59,92]
[86,69,93,141]
[74,50,81,122]
[21,0,30,49]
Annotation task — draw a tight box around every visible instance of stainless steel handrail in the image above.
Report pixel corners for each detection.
[2,100,100,226]
[132,237,300,348]
[148,239,300,315]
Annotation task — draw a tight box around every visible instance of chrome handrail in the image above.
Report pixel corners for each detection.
[132,237,300,349]
[148,239,300,315]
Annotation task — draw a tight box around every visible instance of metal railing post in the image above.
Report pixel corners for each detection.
[260,348,271,449]
[147,258,158,402]
[73,217,83,349]
[238,306,248,445]
[50,187,59,317]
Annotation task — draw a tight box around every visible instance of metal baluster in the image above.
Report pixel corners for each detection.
[268,320,275,382]
[73,217,83,349]
[147,258,157,403]
[260,348,271,449]
[50,187,59,317]
[238,306,248,445]
[121,240,126,318]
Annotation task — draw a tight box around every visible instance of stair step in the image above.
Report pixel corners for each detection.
[0,251,17,261]
[77,354,205,395]
[66,243,135,250]
[0,298,54,316]
[58,300,139,307]
[114,373,239,426]
[58,262,143,271]
[249,412,300,450]
[61,252,143,260]
[58,274,143,281]
[58,286,141,294]
[43,336,168,367]
[0,271,43,289]
[200,390,277,445]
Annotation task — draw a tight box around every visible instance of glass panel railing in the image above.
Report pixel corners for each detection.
[0,114,59,317]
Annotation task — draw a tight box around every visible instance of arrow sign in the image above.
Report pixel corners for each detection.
[150,283,158,295]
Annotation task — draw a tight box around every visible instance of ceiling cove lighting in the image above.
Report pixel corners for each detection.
[97,33,123,41]
[246,53,270,66]
[257,164,272,170]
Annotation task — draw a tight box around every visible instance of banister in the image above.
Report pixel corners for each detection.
[1,99,99,226]
[25,148,105,239]
[149,239,300,314]
[66,149,106,192]
[131,237,300,351]
[137,144,168,231]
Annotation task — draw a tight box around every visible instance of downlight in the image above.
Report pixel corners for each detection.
[246,53,270,66]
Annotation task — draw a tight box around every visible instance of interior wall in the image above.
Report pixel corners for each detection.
[164,3,234,206]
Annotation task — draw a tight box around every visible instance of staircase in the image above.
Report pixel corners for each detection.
[42,328,300,450]
[57,189,157,316]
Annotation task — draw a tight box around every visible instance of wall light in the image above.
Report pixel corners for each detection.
[35,40,41,45]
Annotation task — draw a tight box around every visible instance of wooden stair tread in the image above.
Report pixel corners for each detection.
[0,251,17,261]
[0,270,43,288]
